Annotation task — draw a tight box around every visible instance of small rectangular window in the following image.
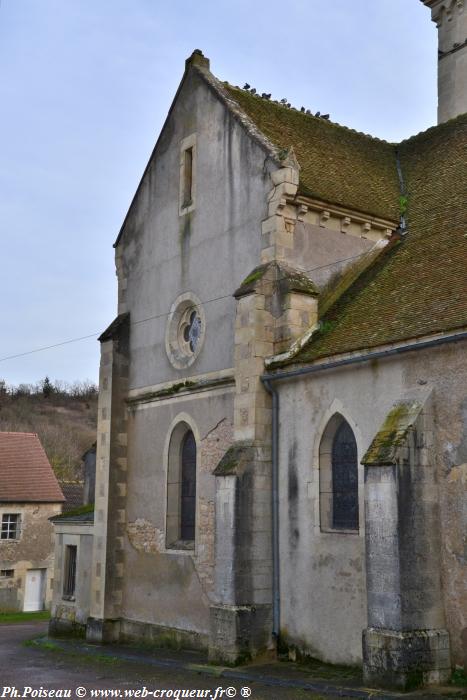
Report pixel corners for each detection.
[183,147,193,207]
[0,569,14,578]
[1,514,20,540]
[63,545,77,600]
[179,134,196,216]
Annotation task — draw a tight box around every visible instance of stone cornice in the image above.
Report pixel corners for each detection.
[126,370,235,406]
[292,195,398,242]
[421,0,464,25]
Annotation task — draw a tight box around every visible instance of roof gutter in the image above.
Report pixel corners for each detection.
[263,329,467,385]
[261,327,467,645]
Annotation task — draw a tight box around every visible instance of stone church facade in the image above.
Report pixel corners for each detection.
[50,0,467,689]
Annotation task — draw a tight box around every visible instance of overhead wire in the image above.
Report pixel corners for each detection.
[0,248,373,364]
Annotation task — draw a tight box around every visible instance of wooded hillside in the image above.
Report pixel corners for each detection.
[0,379,98,482]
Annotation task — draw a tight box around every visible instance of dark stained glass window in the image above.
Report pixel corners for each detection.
[63,545,77,599]
[331,420,358,530]
[180,431,196,541]
[183,147,193,207]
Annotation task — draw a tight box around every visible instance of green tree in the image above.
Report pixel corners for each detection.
[42,376,54,399]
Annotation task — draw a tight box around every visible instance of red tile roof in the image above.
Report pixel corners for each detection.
[0,432,65,503]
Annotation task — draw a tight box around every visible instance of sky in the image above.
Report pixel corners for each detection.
[0,0,437,386]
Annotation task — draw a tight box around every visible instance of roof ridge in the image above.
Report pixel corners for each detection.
[223,83,395,146]
[0,431,38,437]
[191,66,282,164]
[399,111,467,145]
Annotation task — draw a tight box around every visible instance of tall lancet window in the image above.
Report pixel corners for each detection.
[331,420,358,530]
[166,422,197,549]
[319,414,359,532]
[180,431,196,541]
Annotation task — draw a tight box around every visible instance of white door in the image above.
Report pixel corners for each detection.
[23,569,46,611]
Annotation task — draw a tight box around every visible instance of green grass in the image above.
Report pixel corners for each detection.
[25,637,119,666]
[0,610,50,624]
[25,638,59,651]
[451,668,467,688]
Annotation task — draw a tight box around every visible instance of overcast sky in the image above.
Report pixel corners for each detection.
[0,0,437,386]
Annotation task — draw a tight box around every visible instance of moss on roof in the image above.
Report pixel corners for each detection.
[223,85,401,222]
[235,261,319,299]
[362,401,423,466]
[213,444,255,476]
[282,114,467,364]
[51,503,94,523]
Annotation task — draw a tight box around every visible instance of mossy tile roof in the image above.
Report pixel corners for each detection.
[223,85,401,222]
[289,114,467,364]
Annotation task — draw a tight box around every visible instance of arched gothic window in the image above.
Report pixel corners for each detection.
[331,420,358,530]
[319,414,359,532]
[166,423,197,549]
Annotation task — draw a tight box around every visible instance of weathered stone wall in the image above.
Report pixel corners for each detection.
[50,522,94,634]
[290,222,376,291]
[0,502,61,611]
[121,390,234,640]
[117,64,275,392]
[277,339,467,666]
[106,53,278,648]
[404,340,467,667]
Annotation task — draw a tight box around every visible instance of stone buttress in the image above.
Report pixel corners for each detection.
[209,155,318,663]
[87,313,129,643]
[362,392,451,688]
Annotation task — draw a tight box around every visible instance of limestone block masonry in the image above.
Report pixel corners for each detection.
[421,0,467,122]
[209,248,318,663]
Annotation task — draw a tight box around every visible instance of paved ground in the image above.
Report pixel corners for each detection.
[0,621,351,700]
[0,622,464,700]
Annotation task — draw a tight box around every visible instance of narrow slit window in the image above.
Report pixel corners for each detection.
[183,147,193,207]
[63,545,77,599]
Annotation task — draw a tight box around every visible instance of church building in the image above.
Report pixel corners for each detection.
[50,0,467,689]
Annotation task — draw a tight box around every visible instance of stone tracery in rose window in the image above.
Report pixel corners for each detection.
[180,308,202,355]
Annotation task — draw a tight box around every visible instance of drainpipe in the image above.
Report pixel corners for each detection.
[261,327,467,644]
[395,147,408,234]
[262,377,280,641]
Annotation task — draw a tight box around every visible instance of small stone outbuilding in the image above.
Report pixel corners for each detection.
[49,443,96,636]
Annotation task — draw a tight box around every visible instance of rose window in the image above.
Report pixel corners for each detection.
[165,293,205,369]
